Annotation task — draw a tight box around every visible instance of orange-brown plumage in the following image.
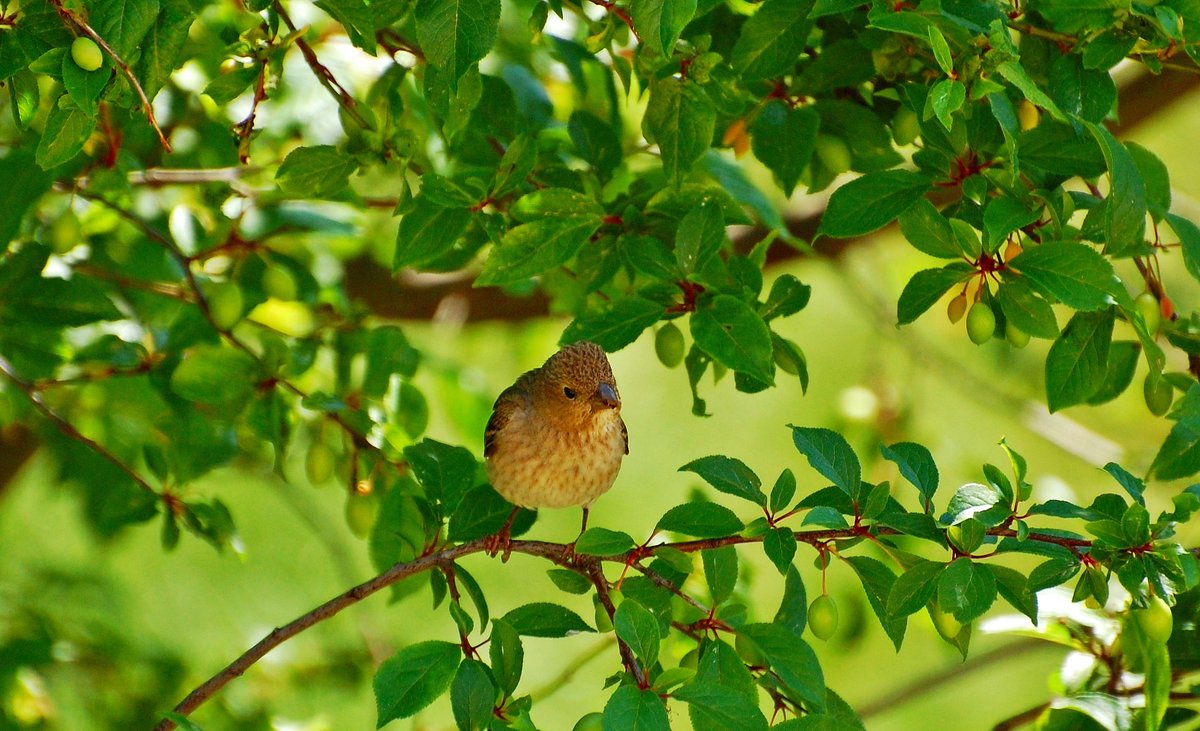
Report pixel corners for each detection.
[485,341,627,512]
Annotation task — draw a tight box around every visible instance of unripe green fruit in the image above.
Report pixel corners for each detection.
[49,210,81,254]
[808,594,838,641]
[572,712,605,731]
[1135,292,1162,334]
[344,491,378,538]
[206,282,244,331]
[1136,594,1173,643]
[655,322,685,368]
[593,596,613,633]
[735,633,768,666]
[931,607,962,640]
[1144,374,1173,417]
[966,302,996,344]
[892,107,920,145]
[814,135,852,175]
[1006,323,1030,348]
[262,264,298,301]
[305,442,335,485]
[1018,100,1039,131]
[946,292,967,324]
[71,37,103,72]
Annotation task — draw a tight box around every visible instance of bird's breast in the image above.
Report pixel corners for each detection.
[486,409,626,509]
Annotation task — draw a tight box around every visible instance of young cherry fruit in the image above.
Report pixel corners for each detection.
[71,37,103,72]
[1144,374,1173,417]
[808,594,838,640]
[1135,291,1162,334]
[1135,594,1173,643]
[966,302,996,344]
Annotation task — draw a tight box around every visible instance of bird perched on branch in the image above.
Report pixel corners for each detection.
[484,341,627,556]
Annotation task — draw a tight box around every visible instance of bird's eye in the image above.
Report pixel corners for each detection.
[563,387,577,399]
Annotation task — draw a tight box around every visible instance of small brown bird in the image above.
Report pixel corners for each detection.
[484,341,627,552]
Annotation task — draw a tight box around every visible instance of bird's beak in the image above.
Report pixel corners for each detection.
[596,382,619,408]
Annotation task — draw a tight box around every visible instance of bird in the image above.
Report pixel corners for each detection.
[483,341,627,558]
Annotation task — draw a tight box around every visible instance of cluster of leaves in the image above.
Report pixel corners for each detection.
[362,429,1200,730]
[3,0,1200,728]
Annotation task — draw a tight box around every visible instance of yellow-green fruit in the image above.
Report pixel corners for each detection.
[305,442,335,485]
[262,264,298,301]
[71,37,103,72]
[735,633,768,666]
[593,597,613,633]
[892,107,920,145]
[572,712,605,731]
[1135,292,1162,334]
[966,302,996,344]
[946,292,967,324]
[1007,323,1030,348]
[344,491,378,538]
[207,282,244,331]
[1144,374,1173,417]
[1018,100,1039,131]
[808,594,839,641]
[815,135,852,174]
[49,210,81,254]
[655,322,685,368]
[1136,594,1173,643]
[931,607,962,640]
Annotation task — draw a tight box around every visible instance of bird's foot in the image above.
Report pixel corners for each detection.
[484,507,521,562]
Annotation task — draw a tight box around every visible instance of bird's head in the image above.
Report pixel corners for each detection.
[532,341,621,430]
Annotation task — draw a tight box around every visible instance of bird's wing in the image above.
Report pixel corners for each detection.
[484,370,535,458]
[621,416,629,455]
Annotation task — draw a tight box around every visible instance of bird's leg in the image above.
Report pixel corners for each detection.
[559,506,590,563]
[485,506,521,562]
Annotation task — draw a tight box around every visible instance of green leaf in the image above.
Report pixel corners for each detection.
[1045,309,1115,412]
[879,442,939,505]
[276,145,358,198]
[363,325,419,397]
[451,659,496,731]
[369,490,428,573]
[730,0,816,80]
[764,526,797,574]
[770,468,797,514]
[561,297,663,352]
[737,623,825,708]
[1083,121,1148,255]
[845,555,906,650]
[750,102,818,196]
[449,485,526,542]
[983,197,1039,251]
[898,199,960,259]
[1008,242,1115,311]
[927,26,953,74]
[996,60,1066,122]
[937,558,996,622]
[393,197,472,269]
[36,102,96,170]
[656,502,744,538]
[1151,386,1200,480]
[818,171,932,238]
[1086,341,1140,406]
[945,482,1006,526]
[170,345,260,407]
[689,295,774,384]
[702,545,738,604]
[477,216,602,285]
[0,150,53,252]
[615,598,660,668]
[896,264,974,325]
[576,528,636,556]
[414,0,501,84]
[132,0,194,98]
[315,0,376,53]
[990,565,1037,622]
[202,65,258,104]
[789,426,861,497]
[500,602,593,637]
[1166,212,1200,284]
[569,110,622,180]
[602,685,670,731]
[675,199,725,276]
[61,50,109,116]
[679,454,764,505]
[887,560,944,618]
[489,619,523,696]
[995,280,1059,339]
[643,77,716,186]
[675,681,769,731]
[374,641,461,726]
[761,275,811,321]
[926,78,965,130]
[93,0,160,57]
[403,439,477,514]
[546,568,592,594]
[631,0,697,56]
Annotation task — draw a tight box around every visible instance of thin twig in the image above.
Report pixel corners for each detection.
[585,559,648,688]
[46,0,172,152]
[0,355,159,497]
[272,0,370,129]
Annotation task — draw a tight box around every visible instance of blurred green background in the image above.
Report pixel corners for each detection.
[6,35,1200,731]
